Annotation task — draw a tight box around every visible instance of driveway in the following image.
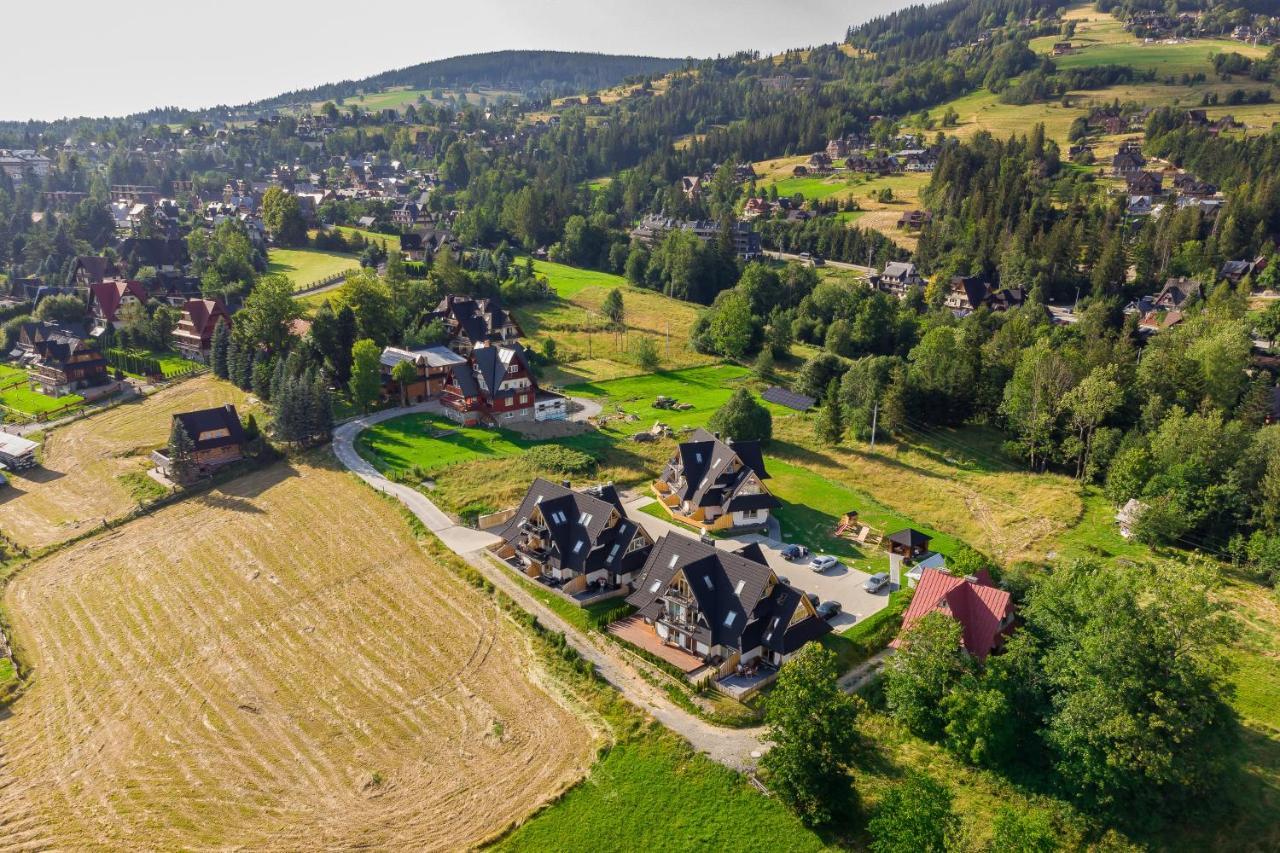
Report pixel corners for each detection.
[623,497,890,631]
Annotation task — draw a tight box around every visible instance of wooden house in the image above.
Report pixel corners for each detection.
[172,298,230,362]
[378,344,467,403]
[88,278,148,334]
[156,405,246,481]
[14,321,109,396]
[654,429,779,531]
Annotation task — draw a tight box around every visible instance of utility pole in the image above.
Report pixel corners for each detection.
[869,400,879,449]
[665,319,670,358]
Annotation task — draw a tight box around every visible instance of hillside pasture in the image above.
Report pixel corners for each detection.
[267,246,360,291]
[0,458,596,850]
[0,375,254,551]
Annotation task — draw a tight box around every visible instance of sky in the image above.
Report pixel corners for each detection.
[0,0,918,122]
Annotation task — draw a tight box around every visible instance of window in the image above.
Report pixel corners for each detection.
[668,554,679,568]
[580,513,593,526]
[572,540,583,554]
[734,580,745,595]
[649,580,662,593]
[695,452,702,463]
[608,544,620,559]
[518,394,528,404]
[723,611,737,627]
[702,575,713,589]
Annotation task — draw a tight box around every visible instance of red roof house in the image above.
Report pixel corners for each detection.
[892,568,1014,660]
[172,298,230,361]
[89,278,148,332]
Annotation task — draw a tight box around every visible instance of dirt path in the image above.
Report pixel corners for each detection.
[333,405,770,770]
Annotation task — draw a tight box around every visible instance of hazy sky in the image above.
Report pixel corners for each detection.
[1,0,920,121]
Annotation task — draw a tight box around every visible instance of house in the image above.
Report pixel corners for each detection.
[171,298,230,362]
[1115,498,1148,539]
[14,321,109,397]
[1051,41,1074,55]
[71,255,118,288]
[654,428,780,531]
[399,232,426,261]
[1186,109,1209,127]
[1111,149,1146,177]
[944,276,1025,313]
[88,279,148,334]
[896,209,933,231]
[155,404,246,482]
[391,202,419,228]
[826,137,852,159]
[885,528,931,559]
[1126,171,1163,196]
[494,478,654,596]
[440,342,566,426]
[1126,195,1156,216]
[619,533,830,684]
[630,215,761,259]
[1154,277,1201,310]
[905,551,947,588]
[0,433,38,470]
[807,152,833,172]
[873,261,925,297]
[1220,257,1267,284]
[430,294,523,355]
[1139,308,1185,334]
[378,344,467,403]
[681,176,703,199]
[892,568,1014,660]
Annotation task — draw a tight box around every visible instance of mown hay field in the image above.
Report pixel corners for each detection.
[0,375,255,551]
[0,458,596,850]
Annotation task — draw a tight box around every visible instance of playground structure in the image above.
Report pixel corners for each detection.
[834,509,883,547]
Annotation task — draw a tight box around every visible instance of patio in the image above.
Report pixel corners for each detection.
[607,615,706,674]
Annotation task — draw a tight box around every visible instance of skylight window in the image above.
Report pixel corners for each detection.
[609,544,620,558]
[734,580,745,595]
[723,611,737,627]
[573,540,583,553]
[669,554,679,568]
[702,576,713,589]
[649,580,662,593]
[581,512,593,525]
[695,453,703,463]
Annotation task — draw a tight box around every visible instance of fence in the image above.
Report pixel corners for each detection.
[294,268,359,295]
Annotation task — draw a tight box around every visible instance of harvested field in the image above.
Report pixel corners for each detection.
[0,375,254,551]
[0,458,596,850]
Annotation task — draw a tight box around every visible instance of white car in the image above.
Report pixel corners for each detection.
[810,555,839,573]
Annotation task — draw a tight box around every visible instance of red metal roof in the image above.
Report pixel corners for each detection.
[894,568,1013,660]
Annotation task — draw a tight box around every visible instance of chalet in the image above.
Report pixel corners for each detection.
[654,428,779,531]
[1172,173,1217,198]
[399,232,426,261]
[1051,41,1074,55]
[873,261,925,297]
[945,276,1027,314]
[1126,171,1163,196]
[440,342,566,426]
[630,215,761,259]
[896,209,932,231]
[1126,195,1156,217]
[791,165,809,177]
[391,202,419,228]
[430,294,523,355]
[71,255,118,288]
[172,298,230,362]
[495,479,654,595]
[741,197,771,220]
[88,279,148,334]
[1220,257,1267,283]
[378,344,467,403]
[1139,308,1185,335]
[807,152,833,172]
[156,404,246,482]
[1186,109,1209,127]
[681,176,703,199]
[825,137,852,159]
[13,321,109,396]
[892,568,1014,660]
[1111,149,1146,177]
[620,534,830,682]
[1154,277,1201,310]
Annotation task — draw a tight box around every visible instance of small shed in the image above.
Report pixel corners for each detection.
[0,433,38,470]
[886,528,931,558]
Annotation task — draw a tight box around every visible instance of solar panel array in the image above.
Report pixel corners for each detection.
[761,385,816,412]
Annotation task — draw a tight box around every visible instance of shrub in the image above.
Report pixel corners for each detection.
[525,444,598,476]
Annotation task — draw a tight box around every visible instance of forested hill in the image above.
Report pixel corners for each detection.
[248,51,688,110]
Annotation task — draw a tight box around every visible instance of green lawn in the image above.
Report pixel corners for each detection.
[109,348,202,379]
[565,363,776,430]
[357,412,530,475]
[267,247,360,291]
[493,733,828,853]
[0,366,84,417]
[532,259,630,297]
[329,226,400,254]
[768,458,963,571]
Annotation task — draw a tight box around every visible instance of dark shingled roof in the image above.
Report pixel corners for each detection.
[174,404,245,451]
[626,534,829,654]
[498,479,651,577]
[662,428,778,512]
[887,528,931,549]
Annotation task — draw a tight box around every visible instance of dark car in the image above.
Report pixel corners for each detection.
[780,544,810,561]
[805,592,820,608]
[817,600,842,620]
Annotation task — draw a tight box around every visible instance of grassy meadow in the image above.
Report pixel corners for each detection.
[0,365,83,418]
[267,246,360,291]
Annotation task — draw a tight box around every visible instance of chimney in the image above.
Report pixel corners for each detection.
[561,480,571,489]
[700,533,715,546]
[713,431,720,440]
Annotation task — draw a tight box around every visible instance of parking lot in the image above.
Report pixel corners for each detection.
[627,498,892,631]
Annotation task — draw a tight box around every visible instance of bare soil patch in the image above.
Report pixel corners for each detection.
[0,458,595,850]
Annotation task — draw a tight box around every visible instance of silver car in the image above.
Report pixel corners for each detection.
[863,572,890,592]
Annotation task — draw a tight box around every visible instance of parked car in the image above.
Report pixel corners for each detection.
[863,572,890,592]
[780,543,810,561]
[778,575,791,586]
[817,600,842,620]
[805,592,820,608]
[810,555,839,573]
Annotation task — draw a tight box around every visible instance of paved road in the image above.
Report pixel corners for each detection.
[763,250,875,275]
[332,404,769,770]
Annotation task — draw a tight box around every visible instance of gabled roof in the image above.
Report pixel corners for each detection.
[666,428,776,511]
[380,345,467,369]
[894,568,1013,660]
[626,534,828,654]
[887,528,931,549]
[180,298,229,337]
[470,342,531,397]
[499,479,649,576]
[89,279,147,322]
[174,404,245,452]
[1156,277,1201,308]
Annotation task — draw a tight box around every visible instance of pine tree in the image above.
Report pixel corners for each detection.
[273,375,299,444]
[167,418,197,485]
[211,318,230,378]
[815,379,844,445]
[252,356,274,402]
[269,355,288,404]
[227,335,245,388]
[236,347,255,391]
